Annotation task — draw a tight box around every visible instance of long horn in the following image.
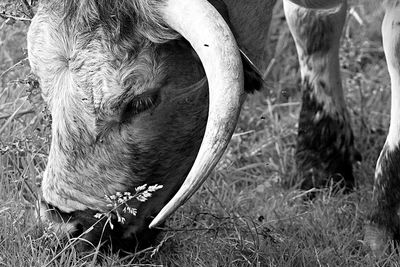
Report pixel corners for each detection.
[149,0,245,228]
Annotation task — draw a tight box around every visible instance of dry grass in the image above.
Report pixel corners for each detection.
[0,0,395,266]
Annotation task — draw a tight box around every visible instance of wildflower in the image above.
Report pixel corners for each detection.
[94,213,103,219]
[94,183,163,229]
[135,184,147,192]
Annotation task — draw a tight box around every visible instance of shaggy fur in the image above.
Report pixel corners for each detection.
[63,0,178,43]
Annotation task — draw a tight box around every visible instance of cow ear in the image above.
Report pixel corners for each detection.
[240,49,264,93]
[207,0,264,93]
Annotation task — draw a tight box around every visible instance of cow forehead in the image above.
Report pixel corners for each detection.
[27,5,165,115]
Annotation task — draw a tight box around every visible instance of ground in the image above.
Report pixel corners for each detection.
[0,0,396,266]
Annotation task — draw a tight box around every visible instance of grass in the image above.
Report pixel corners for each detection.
[0,0,395,266]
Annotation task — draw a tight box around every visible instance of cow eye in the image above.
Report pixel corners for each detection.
[132,93,159,114]
[120,92,160,122]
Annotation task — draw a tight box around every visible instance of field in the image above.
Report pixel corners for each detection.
[0,1,395,266]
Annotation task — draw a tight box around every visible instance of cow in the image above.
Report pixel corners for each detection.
[25,0,390,254]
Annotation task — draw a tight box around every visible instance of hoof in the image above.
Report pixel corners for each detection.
[295,155,355,192]
[364,223,393,257]
[295,132,357,192]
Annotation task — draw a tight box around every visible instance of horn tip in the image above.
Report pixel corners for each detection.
[149,215,164,229]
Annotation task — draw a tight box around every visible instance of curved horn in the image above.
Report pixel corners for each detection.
[149,0,245,228]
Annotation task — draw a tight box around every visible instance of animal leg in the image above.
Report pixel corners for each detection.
[365,1,400,256]
[283,0,359,190]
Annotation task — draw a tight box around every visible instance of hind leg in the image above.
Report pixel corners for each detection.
[365,1,400,256]
[283,0,359,190]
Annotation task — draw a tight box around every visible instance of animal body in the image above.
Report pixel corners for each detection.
[26,0,394,254]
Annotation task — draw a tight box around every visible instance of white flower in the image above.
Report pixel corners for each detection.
[148,184,163,192]
[94,213,103,219]
[135,184,148,192]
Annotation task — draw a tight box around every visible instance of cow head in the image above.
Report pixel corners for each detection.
[27,0,245,250]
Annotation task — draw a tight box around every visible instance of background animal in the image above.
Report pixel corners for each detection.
[0,0,394,264]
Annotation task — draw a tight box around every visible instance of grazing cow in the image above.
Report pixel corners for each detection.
[26,0,383,253]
